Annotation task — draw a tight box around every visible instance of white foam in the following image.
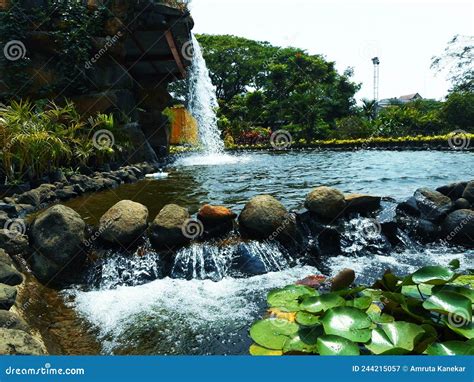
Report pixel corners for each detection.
[175,152,252,166]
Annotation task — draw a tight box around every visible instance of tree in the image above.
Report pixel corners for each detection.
[431,35,474,92]
[442,91,474,131]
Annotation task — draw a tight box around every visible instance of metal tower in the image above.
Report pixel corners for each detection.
[371,57,380,102]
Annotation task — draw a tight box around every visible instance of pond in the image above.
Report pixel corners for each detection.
[61,150,473,355]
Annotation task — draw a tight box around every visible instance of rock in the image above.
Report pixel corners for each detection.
[0,263,23,286]
[0,229,29,255]
[197,205,237,223]
[416,219,440,243]
[30,205,86,282]
[99,200,148,246]
[231,243,268,276]
[462,181,474,203]
[69,174,101,192]
[0,284,17,309]
[55,185,78,201]
[0,249,13,266]
[318,228,341,255]
[441,209,474,246]
[123,122,160,164]
[149,204,190,249]
[344,194,381,213]
[305,187,346,220]
[0,202,16,216]
[0,328,44,355]
[15,189,41,207]
[35,183,57,203]
[0,211,8,227]
[0,311,30,332]
[396,197,420,217]
[330,269,355,291]
[436,182,467,200]
[414,188,453,222]
[239,195,296,241]
[454,198,471,210]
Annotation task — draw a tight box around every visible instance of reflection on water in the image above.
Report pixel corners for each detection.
[64,150,473,225]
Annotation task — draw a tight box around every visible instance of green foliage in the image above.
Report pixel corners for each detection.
[0,0,111,99]
[442,91,474,131]
[248,265,474,355]
[0,99,128,181]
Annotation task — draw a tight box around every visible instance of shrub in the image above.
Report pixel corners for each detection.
[442,91,474,131]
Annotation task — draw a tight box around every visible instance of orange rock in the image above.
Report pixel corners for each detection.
[197,204,237,222]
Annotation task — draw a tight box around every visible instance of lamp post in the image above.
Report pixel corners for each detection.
[372,57,380,102]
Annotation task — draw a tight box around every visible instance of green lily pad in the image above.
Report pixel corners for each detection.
[425,341,474,356]
[316,335,360,355]
[373,271,401,291]
[401,284,433,299]
[283,333,318,354]
[300,293,346,314]
[452,275,474,289]
[321,307,372,343]
[249,343,283,356]
[422,291,472,322]
[295,311,321,327]
[365,321,425,355]
[448,259,460,270]
[346,296,372,310]
[366,304,395,324]
[445,319,474,339]
[413,324,438,354]
[411,266,455,285]
[267,285,317,311]
[332,286,367,297]
[432,285,474,303]
[249,318,299,350]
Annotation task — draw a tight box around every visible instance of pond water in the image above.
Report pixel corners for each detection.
[62,150,473,355]
[65,150,473,225]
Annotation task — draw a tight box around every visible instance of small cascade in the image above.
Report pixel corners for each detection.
[340,217,391,256]
[187,34,225,154]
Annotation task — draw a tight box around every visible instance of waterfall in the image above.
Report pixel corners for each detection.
[187,34,225,153]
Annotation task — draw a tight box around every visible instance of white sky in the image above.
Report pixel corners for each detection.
[189,0,474,101]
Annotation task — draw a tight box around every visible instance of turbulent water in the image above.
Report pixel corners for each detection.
[187,34,224,153]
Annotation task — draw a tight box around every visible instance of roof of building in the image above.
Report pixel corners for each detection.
[398,93,422,100]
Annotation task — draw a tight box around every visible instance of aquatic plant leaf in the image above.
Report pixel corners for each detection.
[300,293,345,314]
[413,324,438,353]
[425,341,474,356]
[249,319,299,350]
[451,275,474,289]
[321,307,372,343]
[283,333,318,354]
[295,311,321,327]
[366,304,394,324]
[365,321,425,355]
[411,266,455,285]
[316,335,360,355]
[448,259,460,270]
[249,344,283,356]
[401,284,433,299]
[422,291,472,321]
[445,319,474,339]
[346,296,372,310]
[268,308,297,322]
[431,285,474,303]
[267,285,317,311]
[373,271,401,291]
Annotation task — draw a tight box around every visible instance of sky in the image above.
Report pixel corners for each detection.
[189,0,473,102]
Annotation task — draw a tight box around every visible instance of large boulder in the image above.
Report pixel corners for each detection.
[414,188,453,222]
[30,205,86,282]
[0,329,44,355]
[305,187,346,220]
[149,204,190,250]
[436,181,467,200]
[197,204,236,238]
[441,209,474,246]
[238,195,296,241]
[344,194,381,213]
[462,181,474,203]
[0,284,17,310]
[99,200,148,246]
[0,262,23,286]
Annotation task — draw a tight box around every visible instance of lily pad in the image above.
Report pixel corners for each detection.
[445,319,474,339]
[316,335,360,355]
[366,303,395,324]
[365,321,425,355]
[283,333,318,354]
[249,318,299,350]
[422,291,472,322]
[411,266,455,285]
[295,311,321,327]
[267,285,317,311]
[452,275,474,289]
[401,284,433,299]
[300,293,346,314]
[432,285,474,303]
[249,344,283,356]
[321,306,372,343]
[346,296,372,310]
[425,341,474,356]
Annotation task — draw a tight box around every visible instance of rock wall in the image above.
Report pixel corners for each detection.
[0,0,194,159]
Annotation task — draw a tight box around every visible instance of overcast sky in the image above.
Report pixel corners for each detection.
[189,0,473,101]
